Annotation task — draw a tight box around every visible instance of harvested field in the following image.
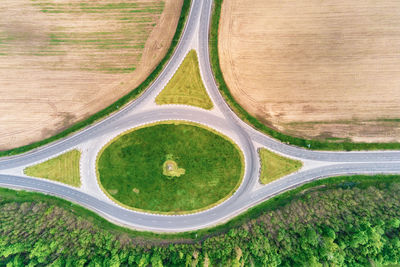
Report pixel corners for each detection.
[0,0,182,150]
[219,0,400,143]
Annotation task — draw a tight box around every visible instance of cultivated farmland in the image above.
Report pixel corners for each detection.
[219,0,400,143]
[0,0,182,149]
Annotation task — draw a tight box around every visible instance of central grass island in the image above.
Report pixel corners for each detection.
[97,121,244,214]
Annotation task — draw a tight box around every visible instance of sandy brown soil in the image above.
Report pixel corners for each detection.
[0,0,182,150]
[219,0,400,143]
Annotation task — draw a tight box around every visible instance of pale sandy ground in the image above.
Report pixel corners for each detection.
[0,0,182,150]
[219,0,400,143]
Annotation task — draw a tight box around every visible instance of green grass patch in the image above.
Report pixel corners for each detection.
[258,148,303,184]
[98,66,136,73]
[378,118,400,122]
[155,50,213,109]
[0,0,191,157]
[24,149,81,187]
[209,0,400,150]
[97,121,244,214]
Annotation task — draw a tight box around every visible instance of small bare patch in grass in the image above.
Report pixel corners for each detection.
[132,188,140,194]
[108,189,118,195]
[163,160,185,177]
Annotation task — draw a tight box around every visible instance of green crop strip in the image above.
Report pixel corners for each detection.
[209,0,400,151]
[29,1,163,73]
[34,1,164,14]
[0,0,191,157]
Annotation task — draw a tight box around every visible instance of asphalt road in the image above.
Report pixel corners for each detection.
[0,0,399,232]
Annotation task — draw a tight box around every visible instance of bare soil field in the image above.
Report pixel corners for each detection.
[219,0,400,143]
[0,0,182,150]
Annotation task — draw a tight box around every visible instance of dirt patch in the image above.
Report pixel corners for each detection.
[0,0,183,150]
[132,188,140,194]
[219,0,400,143]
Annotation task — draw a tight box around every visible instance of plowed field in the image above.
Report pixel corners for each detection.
[219,0,400,143]
[0,0,182,149]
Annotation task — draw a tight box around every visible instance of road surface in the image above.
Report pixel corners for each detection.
[0,0,399,232]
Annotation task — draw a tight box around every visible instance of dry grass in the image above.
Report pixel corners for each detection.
[0,0,183,150]
[259,148,302,185]
[219,0,400,143]
[24,149,81,187]
[155,50,213,109]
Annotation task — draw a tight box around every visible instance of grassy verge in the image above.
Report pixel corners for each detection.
[0,0,192,158]
[258,148,302,184]
[24,149,81,187]
[209,0,400,151]
[96,121,244,214]
[155,50,213,109]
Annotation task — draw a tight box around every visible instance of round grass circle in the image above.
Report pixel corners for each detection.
[97,122,244,214]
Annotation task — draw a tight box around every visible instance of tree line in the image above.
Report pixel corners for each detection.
[1,178,400,266]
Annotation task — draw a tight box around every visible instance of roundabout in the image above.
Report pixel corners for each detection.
[96,121,244,214]
[0,0,399,232]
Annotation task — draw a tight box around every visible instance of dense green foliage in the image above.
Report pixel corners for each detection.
[1,175,400,266]
[0,0,192,157]
[209,0,400,151]
[97,122,243,213]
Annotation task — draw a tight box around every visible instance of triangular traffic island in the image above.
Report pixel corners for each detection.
[259,148,303,185]
[155,49,214,110]
[24,149,81,187]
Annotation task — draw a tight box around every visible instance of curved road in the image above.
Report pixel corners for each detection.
[0,0,399,232]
